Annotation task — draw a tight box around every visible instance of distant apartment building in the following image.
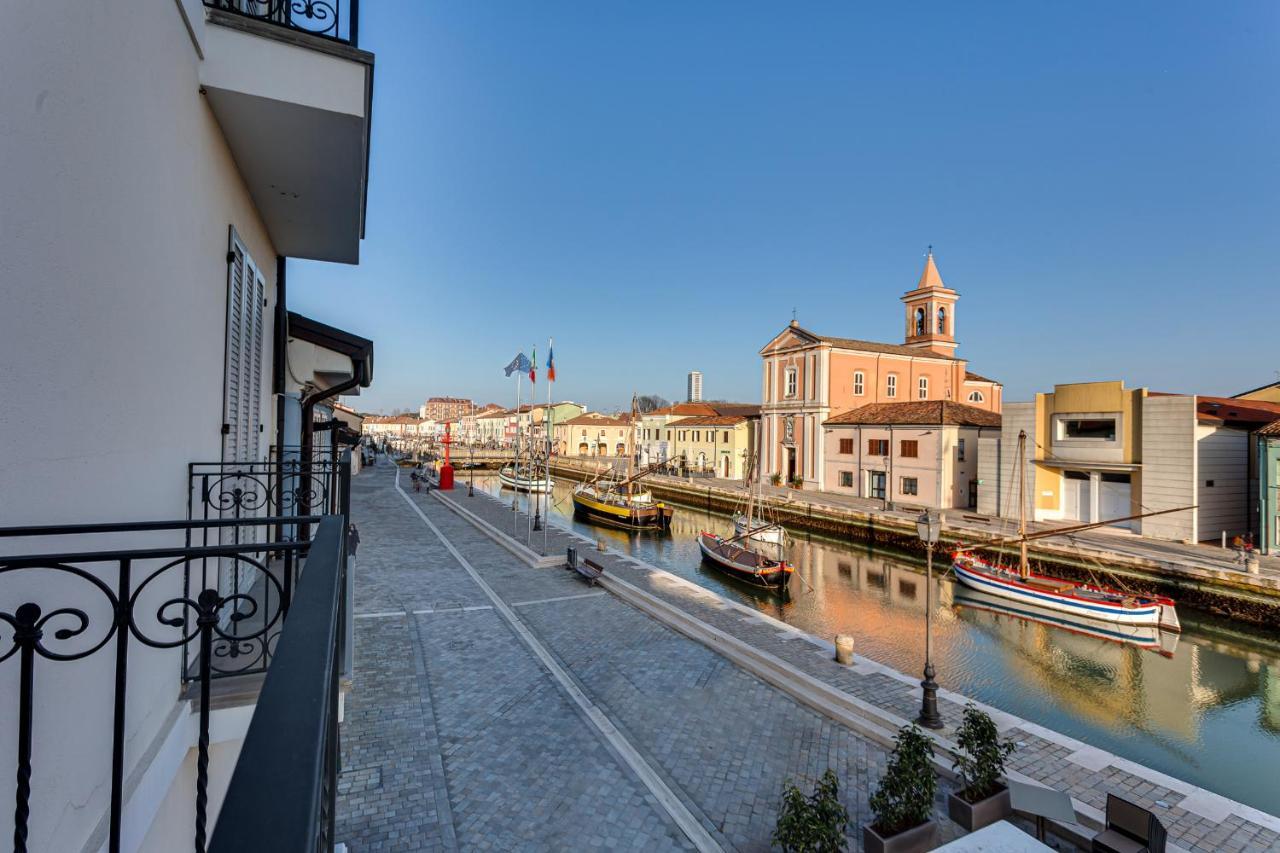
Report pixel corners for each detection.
[362,415,423,438]
[476,408,511,447]
[687,371,703,402]
[420,396,474,421]
[977,381,1280,542]
[555,412,634,457]
[822,401,1000,508]
[760,252,1002,490]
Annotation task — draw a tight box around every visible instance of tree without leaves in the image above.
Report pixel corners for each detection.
[636,394,670,413]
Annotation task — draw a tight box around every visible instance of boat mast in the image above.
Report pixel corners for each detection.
[1017,429,1029,578]
[626,394,637,495]
[745,450,755,535]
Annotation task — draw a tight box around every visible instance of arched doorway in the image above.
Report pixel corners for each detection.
[578,442,589,456]
[615,443,626,456]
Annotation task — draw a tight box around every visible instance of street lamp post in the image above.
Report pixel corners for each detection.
[916,509,944,729]
[468,445,475,497]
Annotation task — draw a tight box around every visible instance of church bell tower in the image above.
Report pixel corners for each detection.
[901,248,958,356]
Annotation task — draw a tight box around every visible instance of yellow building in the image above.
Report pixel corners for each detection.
[554,412,633,456]
[666,414,757,480]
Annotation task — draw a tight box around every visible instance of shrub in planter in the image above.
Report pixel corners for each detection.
[770,473,783,486]
[948,703,1015,831]
[866,725,937,853]
[772,769,849,853]
[790,475,804,489]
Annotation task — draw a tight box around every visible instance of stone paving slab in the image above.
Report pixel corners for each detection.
[439,481,1280,853]
[338,465,693,851]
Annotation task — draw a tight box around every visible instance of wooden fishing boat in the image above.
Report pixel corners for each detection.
[498,461,552,493]
[570,395,674,531]
[733,514,784,545]
[952,430,1181,632]
[698,532,793,589]
[952,586,1179,657]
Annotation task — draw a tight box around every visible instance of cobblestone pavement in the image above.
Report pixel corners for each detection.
[433,481,1280,853]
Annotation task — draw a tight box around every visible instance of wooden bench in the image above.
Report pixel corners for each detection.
[574,557,605,586]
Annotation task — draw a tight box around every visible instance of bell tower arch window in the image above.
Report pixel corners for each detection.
[914,307,925,336]
[937,306,947,335]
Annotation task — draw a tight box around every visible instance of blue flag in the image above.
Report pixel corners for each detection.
[504,353,532,377]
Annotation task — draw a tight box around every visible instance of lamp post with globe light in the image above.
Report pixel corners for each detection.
[916,509,944,729]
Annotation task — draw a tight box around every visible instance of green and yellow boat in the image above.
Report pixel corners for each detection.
[570,395,674,532]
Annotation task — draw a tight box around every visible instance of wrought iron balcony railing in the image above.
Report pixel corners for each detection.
[3,454,353,853]
[204,0,360,47]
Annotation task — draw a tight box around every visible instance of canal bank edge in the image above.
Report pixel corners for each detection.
[534,457,1280,627]
[430,483,1280,852]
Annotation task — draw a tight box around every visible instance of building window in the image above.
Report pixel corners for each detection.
[868,439,889,456]
[914,307,925,336]
[853,371,864,396]
[785,367,798,398]
[868,472,887,499]
[839,438,854,454]
[1062,418,1117,440]
[722,431,729,442]
[937,306,947,335]
[223,230,266,463]
[968,391,984,403]
[900,440,919,458]
[901,477,919,496]
[886,374,897,398]
[957,438,965,461]
[839,471,853,488]
[918,376,929,399]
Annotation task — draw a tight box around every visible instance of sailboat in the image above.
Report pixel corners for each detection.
[951,430,1182,631]
[732,455,785,545]
[699,453,793,590]
[571,397,674,531]
[498,459,552,493]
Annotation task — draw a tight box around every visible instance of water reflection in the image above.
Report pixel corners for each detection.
[484,476,1280,817]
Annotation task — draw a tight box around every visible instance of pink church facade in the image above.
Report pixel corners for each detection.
[758,252,1002,489]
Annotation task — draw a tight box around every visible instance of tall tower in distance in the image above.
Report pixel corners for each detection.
[901,248,959,357]
[687,371,703,402]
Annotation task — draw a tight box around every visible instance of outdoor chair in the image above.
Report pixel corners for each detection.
[1092,793,1167,853]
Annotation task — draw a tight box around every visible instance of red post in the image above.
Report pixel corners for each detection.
[439,420,455,489]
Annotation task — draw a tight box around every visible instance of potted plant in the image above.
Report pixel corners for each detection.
[773,769,849,853]
[947,703,1015,831]
[770,473,783,486]
[790,475,804,489]
[866,725,937,853]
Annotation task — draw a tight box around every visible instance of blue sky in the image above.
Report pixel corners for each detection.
[291,1,1280,414]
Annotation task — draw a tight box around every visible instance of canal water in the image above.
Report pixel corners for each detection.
[472,474,1280,817]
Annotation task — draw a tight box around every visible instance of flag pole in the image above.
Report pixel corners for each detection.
[543,336,553,555]
[513,363,521,526]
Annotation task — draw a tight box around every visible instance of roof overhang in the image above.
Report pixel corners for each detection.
[199,12,373,263]
[287,311,373,395]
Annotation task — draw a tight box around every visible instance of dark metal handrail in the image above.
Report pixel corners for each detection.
[209,515,346,852]
[203,0,360,47]
[0,514,339,853]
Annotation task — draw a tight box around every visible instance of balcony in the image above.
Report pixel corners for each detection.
[1,455,351,853]
[196,1,374,263]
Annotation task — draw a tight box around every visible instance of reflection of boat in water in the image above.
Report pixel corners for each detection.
[953,586,1179,657]
[498,461,552,493]
[698,532,793,590]
[953,430,1182,632]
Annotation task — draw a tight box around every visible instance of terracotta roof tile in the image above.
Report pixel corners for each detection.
[667,415,752,427]
[824,401,1001,428]
[1258,419,1280,436]
[964,370,999,384]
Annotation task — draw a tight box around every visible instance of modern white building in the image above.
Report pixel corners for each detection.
[1,1,375,850]
[687,371,704,402]
[977,381,1276,542]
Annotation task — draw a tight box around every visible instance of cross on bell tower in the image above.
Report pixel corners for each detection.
[901,247,959,356]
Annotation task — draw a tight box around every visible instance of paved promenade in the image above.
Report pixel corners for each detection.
[337,462,1280,851]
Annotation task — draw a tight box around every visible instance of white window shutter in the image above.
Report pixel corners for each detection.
[223,229,266,463]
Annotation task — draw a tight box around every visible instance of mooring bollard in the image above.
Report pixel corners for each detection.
[835,634,855,665]
[566,546,578,571]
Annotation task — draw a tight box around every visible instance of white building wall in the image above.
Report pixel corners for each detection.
[1139,396,1197,541]
[983,402,1035,522]
[1195,424,1250,542]
[0,1,280,850]
[977,435,1002,516]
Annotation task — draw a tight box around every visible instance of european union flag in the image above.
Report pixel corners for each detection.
[504,353,532,377]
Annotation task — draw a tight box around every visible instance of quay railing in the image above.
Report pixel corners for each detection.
[0,512,345,853]
[203,0,360,47]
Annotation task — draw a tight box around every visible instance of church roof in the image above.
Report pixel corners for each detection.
[824,401,1001,428]
[917,250,946,289]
